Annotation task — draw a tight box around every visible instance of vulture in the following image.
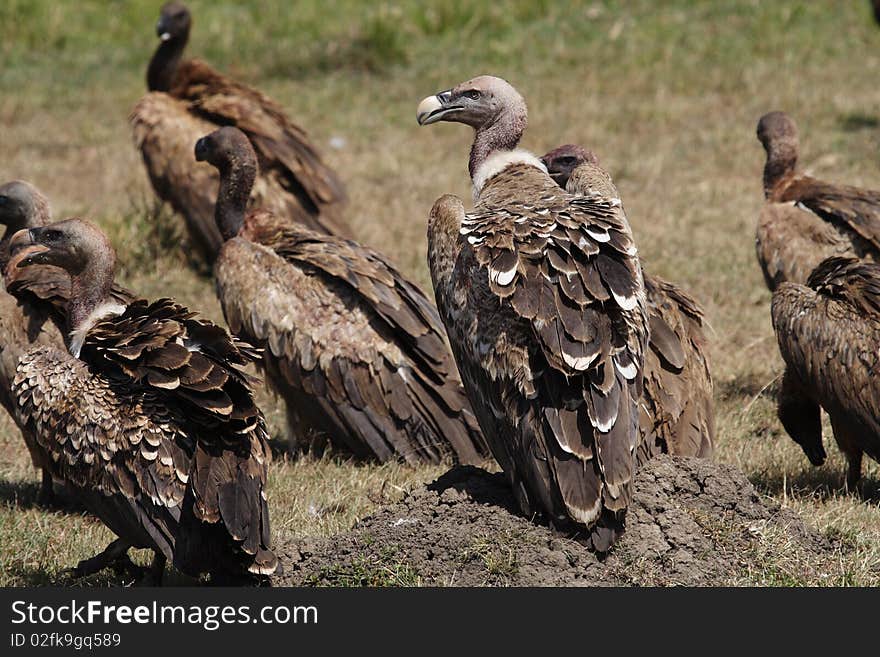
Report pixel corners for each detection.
[541,145,714,462]
[417,76,649,550]
[771,256,880,492]
[0,181,63,502]
[755,111,880,291]
[130,1,350,265]
[194,126,488,465]
[5,219,276,583]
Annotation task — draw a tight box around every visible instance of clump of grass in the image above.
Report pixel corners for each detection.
[458,531,523,584]
[305,542,422,587]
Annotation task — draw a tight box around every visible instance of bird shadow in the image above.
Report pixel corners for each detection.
[0,479,85,515]
[750,464,880,504]
[717,372,779,402]
[837,112,880,132]
[427,465,521,515]
[6,562,197,588]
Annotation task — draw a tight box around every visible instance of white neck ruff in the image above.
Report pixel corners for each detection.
[472,149,547,200]
[69,301,128,358]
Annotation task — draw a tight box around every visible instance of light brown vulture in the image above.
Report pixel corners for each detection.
[0,181,63,503]
[772,256,880,492]
[755,111,880,291]
[6,219,276,584]
[130,1,350,265]
[194,126,487,465]
[541,145,714,463]
[417,76,649,551]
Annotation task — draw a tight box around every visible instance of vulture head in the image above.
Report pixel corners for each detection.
[757,112,799,195]
[8,218,116,281]
[195,127,257,173]
[417,75,526,130]
[0,181,50,240]
[417,75,529,182]
[195,127,258,240]
[541,144,599,189]
[157,1,191,43]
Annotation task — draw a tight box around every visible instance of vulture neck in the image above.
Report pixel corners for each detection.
[468,109,527,182]
[68,252,118,341]
[215,160,256,241]
[147,36,186,92]
[763,141,798,198]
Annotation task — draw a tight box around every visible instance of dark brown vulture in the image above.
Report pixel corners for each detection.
[541,145,714,462]
[131,1,350,265]
[194,127,487,465]
[6,219,276,583]
[755,111,880,291]
[772,256,880,492]
[0,181,63,502]
[417,76,649,551]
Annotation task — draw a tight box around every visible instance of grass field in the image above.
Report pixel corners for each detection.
[2,0,880,586]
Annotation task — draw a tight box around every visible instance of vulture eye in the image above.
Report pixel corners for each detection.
[464,90,482,101]
[42,229,63,243]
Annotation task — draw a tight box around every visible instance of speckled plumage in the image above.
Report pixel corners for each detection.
[13,297,277,580]
[542,152,715,463]
[428,162,648,550]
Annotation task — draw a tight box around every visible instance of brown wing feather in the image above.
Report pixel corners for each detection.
[215,222,486,465]
[637,273,714,463]
[169,60,350,236]
[131,92,224,261]
[771,257,880,467]
[755,201,856,291]
[777,176,880,256]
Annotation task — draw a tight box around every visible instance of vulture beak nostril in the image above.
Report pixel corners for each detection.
[436,89,453,104]
[416,90,461,126]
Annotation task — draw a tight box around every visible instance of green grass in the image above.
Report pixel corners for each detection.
[2,0,880,585]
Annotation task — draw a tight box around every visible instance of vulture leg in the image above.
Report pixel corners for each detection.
[284,403,309,455]
[778,368,825,466]
[70,538,135,579]
[37,469,54,507]
[136,553,166,587]
[829,414,863,495]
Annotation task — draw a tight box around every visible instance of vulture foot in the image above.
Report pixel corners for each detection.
[69,539,135,580]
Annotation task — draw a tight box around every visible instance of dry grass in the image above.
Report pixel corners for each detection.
[2,0,880,585]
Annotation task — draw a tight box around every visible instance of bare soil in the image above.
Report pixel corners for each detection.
[273,455,843,586]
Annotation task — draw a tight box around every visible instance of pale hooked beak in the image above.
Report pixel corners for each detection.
[3,230,48,283]
[7,227,37,257]
[416,90,458,125]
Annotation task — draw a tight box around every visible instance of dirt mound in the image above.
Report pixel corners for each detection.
[272,456,842,586]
